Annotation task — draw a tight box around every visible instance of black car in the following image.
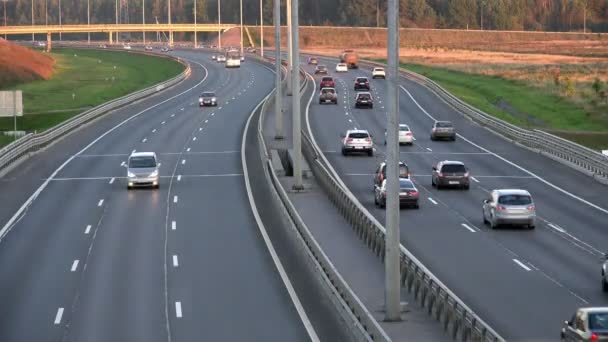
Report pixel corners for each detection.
[354,77,370,90]
[199,92,217,107]
[355,92,373,108]
[314,65,328,74]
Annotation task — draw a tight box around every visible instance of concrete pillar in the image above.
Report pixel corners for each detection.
[46,32,52,52]
[109,32,113,44]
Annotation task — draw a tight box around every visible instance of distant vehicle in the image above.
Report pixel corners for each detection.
[240,55,245,62]
[430,121,456,141]
[374,178,420,209]
[602,255,608,291]
[307,57,318,65]
[145,46,153,51]
[432,161,470,190]
[354,77,370,90]
[335,63,348,72]
[314,65,328,74]
[385,124,414,145]
[372,67,386,79]
[319,88,338,105]
[199,92,217,107]
[482,189,536,229]
[246,47,257,53]
[561,308,608,341]
[123,44,132,50]
[373,161,411,190]
[217,55,226,62]
[161,47,169,52]
[37,41,46,47]
[126,152,160,189]
[355,92,373,108]
[320,76,335,89]
[99,44,107,49]
[340,49,359,69]
[226,49,241,68]
[212,55,216,60]
[341,129,373,156]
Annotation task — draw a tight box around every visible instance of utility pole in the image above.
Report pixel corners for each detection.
[59,0,62,40]
[194,0,197,48]
[87,0,90,44]
[376,0,380,27]
[260,0,263,57]
[217,0,221,50]
[3,0,7,40]
[385,0,401,322]
[142,0,146,45]
[239,0,243,56]
[291,0,302,190]
[31,0,34,43]
[168,0,172,47]
[115,0,119,43]
[45,0,47,26]
[286,0,292,96]
[273,0,282,139]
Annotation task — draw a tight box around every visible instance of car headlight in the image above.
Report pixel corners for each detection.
[199,98,203,102]
[128,172,135,178]
[149,170,158,178]
[211,97,217,102]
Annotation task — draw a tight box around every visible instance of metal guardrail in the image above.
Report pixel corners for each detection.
[299,71,504,341]
[256,67,389,341]
[357,58,608,184]
[0,52,191,176]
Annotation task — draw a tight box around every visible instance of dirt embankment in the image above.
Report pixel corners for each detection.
[0,39,55,88]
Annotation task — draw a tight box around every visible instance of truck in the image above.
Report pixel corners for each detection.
[225,49,241,68]
[339,50,359,69]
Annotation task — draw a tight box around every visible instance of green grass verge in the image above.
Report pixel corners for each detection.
[0,48,183,141]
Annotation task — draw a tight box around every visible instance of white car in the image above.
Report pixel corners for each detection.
[341,129,374,156]
[240,56,245,62]
[335,63,348,72]
[123,45,132,50]
[217,55,226,63]
[145,46,153,51]
[211,55,217,60]
[372,67,386,79]
[385,124,414,145]
[226,57,241,68]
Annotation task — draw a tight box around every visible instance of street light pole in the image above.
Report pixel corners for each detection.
[385,0,401,322]
[260,0,263,57]
[59,0,62,40]
[273,0,282,139]
[239,0,243,56]
[142,0,145,45]
[217,0,221,50]
[31,0,34,43]
[193,0,197,48]
[45,0,47,26]
[115,0,119,43]
[291,0,302,190]
[168,0,172,47]
[3,0,7,40]
[286,0,292,96]
[87,0,90,45]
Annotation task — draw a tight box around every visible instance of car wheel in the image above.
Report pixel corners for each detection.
[464,185,470,190]
[374,196,378,206]
[368,150,374,157]
[380,200,386,209]
[603,278,608,292]
[490,217,498,229]
[436,182,442,190]
[414,203,420,209]
[483,211,489,225]
[370,104,374,109]
[451,136,456,141]
[430,135,435,141]
[341,149,347,156]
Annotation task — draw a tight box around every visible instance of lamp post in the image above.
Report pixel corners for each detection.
[142,0,145,45]
[239,0,243,56]
[115,0,119,43]
[273,0,282,139]
[194,0,197,48]
[31,0,34,43]
[217,0,221,49]
[59,0,62,40]
[87,0,90,44]
[168,0,172,47]
[260,0,263,57]
[291,0,302,190]
[3,0,7,40]
[286,0,292,95]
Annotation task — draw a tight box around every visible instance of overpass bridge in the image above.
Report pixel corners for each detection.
[0,24,238,50]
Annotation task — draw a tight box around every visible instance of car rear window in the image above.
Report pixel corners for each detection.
[348,132,369,139]
[321,88,335,94]
[441,164,466,173]
[498,194,532,205]
[375,68,384,71]
[318,65,327,69]
[399,179,414,189]
[436,121,453,128]
[589,313,608,330]
[129,157,156,168]
[399,126,410,131]
[201,92,215,97]
[357,78,368,82]
[358,94,371,100]
[322,77,333,82]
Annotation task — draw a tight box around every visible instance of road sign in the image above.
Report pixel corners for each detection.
[0,91,23,117]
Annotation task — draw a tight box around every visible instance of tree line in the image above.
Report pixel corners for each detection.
[3,0,608,33]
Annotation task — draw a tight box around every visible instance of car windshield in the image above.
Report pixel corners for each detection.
[589,313,608,330]
[399,179,414,189]
[348,132,369,139]
[129,157,156,168]
[201,92,215,97]
[399,164,409,177]
[498,194,532,205]
[357,78,368,82]
[318,65,327,69]
[358,94,371,100]
[322,77,333,82]
[399,126,410,132]
[321,89,335,94]
[375,68,384,71]
[436,122,453,128]
[441,164,466,173]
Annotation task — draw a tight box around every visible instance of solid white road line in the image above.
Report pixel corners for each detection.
[513,259,532,271]
[548,223,566,233]
[428,198,438,205]
[461,223,476,233]
[109,177,115,184]
[173,196,178,203]
[71,260,79,272]
[85,225,92,234]
[54,308,64,324]
[172,255,179,267]
[471,176,480,183]
[97,199,104,207]
[171,221,176,230]
[177,175,181,182]
[175,302,182,318]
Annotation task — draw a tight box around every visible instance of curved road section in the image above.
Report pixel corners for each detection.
[0,50,312,341]
[304,56,608,340]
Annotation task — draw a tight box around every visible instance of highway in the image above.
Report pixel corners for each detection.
[0,49,316,341]
[303,56,608,340]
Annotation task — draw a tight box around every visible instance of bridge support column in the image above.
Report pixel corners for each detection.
[109,32,113,44]
[169,31,174,47]
[46,32,52,52]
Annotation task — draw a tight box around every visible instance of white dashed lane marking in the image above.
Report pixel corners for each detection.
[513,259,532,271]
[175,302,183,318]
[461,223,476,233]
[109,177,115,184]
[173,196,178,203]
[428,198,438,205]
[172,221,177,230]
[54,308,64,325]
[97,199,104,207]
[173,255,179,267]
[71,260,79,272]
[84,225,92,234]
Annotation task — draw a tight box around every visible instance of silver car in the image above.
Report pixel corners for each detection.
[126,152,160,189]
[217,55,226,63]
[602,255,608,292]
[482,189,536,229]
[562,307,608,341]
[341,130,373,156]
[430,121,456,141]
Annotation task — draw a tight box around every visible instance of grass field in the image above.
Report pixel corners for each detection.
[0,48,184,137]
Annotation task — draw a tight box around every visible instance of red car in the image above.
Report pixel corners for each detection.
[320,76,335,89]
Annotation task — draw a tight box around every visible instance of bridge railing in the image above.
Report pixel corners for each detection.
[0,51,190,176]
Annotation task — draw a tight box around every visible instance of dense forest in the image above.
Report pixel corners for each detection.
[4,0,608,32]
